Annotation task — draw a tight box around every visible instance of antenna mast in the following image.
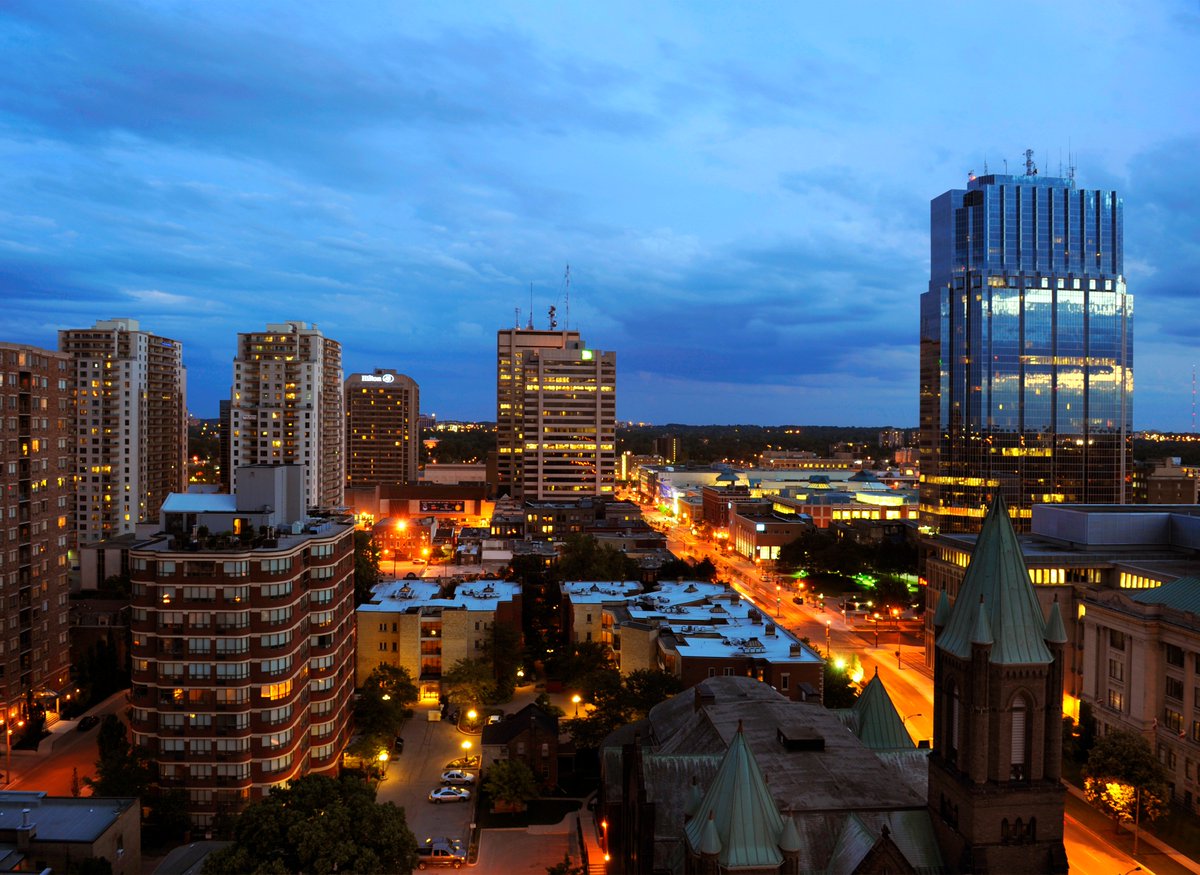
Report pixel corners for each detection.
[527,283,534,329]
[514,307,520,329]
[1193,365,1196,433]
[563,264,571,330]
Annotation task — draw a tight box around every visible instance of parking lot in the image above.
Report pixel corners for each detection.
[377,709,476,853]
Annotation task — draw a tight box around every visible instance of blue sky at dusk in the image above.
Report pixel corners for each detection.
[2,1,1198,426]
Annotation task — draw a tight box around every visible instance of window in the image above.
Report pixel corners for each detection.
[780,673,790,691]
[1166,676,1184,701]
[1010,696,1028,781]
[1107,689,1124,711]
[262,580,293,599]
[261,631,292,650]
[261,680,293,701]
[1164,708,1183,733]
[224,561,249,578]
[260,558,292,574]
[1166,644,1185,668]
[1108,658,1124,682]
[1109,629,1125,651]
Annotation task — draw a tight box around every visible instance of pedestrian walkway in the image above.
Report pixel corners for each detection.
[2,689,127,788]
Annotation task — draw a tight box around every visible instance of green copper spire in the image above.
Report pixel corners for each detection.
[851,670,915,750]
[1044,596,1068,644]
[937,495,1052,664]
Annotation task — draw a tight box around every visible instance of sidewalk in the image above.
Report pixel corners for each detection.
[2,688,128,787]
[1064,782,1200,875]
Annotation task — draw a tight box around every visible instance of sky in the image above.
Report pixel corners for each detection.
[1,1,1198,427]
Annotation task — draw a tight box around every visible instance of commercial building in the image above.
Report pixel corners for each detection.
[496,328,579,498]
[919,157,1132,533]
[1080,579,1200,813]
[563,579,824,702]
[59,319,187,543]
[0,343,73,726]
[229,321,343,509]
[356,577,521,702]
[345,369,419,488]
[128,465,356,828]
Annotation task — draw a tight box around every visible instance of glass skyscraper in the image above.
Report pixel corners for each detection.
[919,159,1132,532]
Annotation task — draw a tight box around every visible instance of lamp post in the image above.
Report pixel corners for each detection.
[775,584,782,618]
[873,613,880,648]
[825,620,832,658]
[892,608,902,669]
[572,694,582,717]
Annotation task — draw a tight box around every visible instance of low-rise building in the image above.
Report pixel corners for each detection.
[1080,578,1200,813]
[357,578,522,702]
[729,511,811,562]
[561,580,643,645]
[0,791,140,875]
[480,703,562,790]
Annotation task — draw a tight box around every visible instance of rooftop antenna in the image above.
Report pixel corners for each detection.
[527,283,534,329]
[515,307,521,329]
[548,304,557,330]
[1193,365,1196,433]
[1003,158,1008,174]
[983,156,988,175]
[1024,148,1037,176]
[562,263,571,330]
[1068,138,1076,183]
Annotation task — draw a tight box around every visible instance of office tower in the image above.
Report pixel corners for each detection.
[520,344,616,500]
[653,435,681,465]
[229,322,343,509]
[0,343,73,722]
[59,318,187,544]
[919,155,1132,532]
[345,369,419,486]
[217,399,231,491]
[496,329,579,498]
[129,466,356,828]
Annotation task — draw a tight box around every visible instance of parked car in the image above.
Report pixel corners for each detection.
[440,770,475,785]
[792,596,805,606]
[444,755,480,770]
[486,713,502,724]
[393,736,405,753]
[76,715,100,732]
[424,837,465,854]
[416,845,465,869]
[428,786,471,804]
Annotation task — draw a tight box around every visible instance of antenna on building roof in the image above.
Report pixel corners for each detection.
[527,284,534,329]
[1193,364,1196,433]
[548,305,557,330]
[515,307,521,329]
[1003,158,1008,174]
[1024,148,1037,176]
[562,263,571,330]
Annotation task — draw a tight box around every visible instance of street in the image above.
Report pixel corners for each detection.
[649,505,1173,875]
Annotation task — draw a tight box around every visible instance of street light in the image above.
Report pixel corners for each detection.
[775,584,782,618]
[572,694,582,717]
[872,613,881,648]
[892,607,902,670]
[825,620,832,658]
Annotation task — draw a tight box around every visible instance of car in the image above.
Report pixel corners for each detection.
[444,755,480,770]
[393,736,404,753]
[440,770,475,785]
[486,713,502,724]
[413,558,427,565]
[792,596,805,606]
[76,715,101,732]
[428,786,471,804]
[416,844,465,869]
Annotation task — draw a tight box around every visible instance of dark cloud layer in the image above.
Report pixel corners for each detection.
[0,1,1197,426]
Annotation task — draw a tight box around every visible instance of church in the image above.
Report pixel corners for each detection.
[599,497,1069,873]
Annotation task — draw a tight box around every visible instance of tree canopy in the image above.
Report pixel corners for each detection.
[1084,728,1170,826]
[85,714,155,798]
[354,530,382,606]
[442,657,497,707]
[202,774,418,875]
[557,534,639,582]
[483,759,539,810]
[563,669,682,750]
[353,664,418,758]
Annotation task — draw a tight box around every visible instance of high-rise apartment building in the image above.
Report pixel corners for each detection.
[0,343,73,722]
[496,329,579,498]
[59,319,187,544]
[919,157,1132,532]
[129,465,356,828]
[520,345,616,500]
[345,369,419,487]
[229,322,343,509]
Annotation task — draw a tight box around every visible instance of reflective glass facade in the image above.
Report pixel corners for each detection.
[919,170,1132,532]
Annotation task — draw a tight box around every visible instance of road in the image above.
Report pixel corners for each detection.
[650,507,1174,875]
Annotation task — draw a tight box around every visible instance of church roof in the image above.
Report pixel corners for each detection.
[849,671,915,751]
[1044,597,1068,644]
[937,495,1052,664]
[1131,575,1200,614]
[683,722,784,870]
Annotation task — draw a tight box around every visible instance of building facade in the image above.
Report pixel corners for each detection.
[59,319,187,544]
[229,322,343,509]
[128,467,356,828]
[496,329,579,498]
[519,344,616,501]
[345,369,419,488]
[1080,580,1200,814]
[0,343,73,726]
[920,158,1132,533]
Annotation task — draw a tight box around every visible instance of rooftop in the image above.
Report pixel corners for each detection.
[0,792,136,843]
[360,579,521,613]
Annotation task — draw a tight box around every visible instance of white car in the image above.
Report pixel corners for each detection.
[440,770,475,785]
[428,786,471,804]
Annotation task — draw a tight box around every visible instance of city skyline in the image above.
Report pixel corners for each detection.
[2,2,1198,426]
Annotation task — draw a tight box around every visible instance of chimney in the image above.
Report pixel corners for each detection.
[16,809,35,850]
[765,623,776,637]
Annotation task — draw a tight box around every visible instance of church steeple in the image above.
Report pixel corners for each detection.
[927,495,1068,874]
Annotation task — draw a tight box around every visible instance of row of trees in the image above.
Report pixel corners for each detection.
[777,528,917,579]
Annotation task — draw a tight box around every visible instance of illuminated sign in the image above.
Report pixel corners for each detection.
[360,373,395,384]
[420,500,465,513]
[581,350,594,361]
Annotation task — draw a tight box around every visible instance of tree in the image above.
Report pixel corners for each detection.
[85,715,154,798]
[823,661,858,709]
[355,664,418,744]
[623,670,683,718]
[354,530,381,606]
[546,855,586,875]
[551,640,613,687]
[202,774,418,875]
[871,576,913,612]
[1084,728,1169,829]
[483,759,539,811]
[442,658,496,707]
[558,534,639,582]
[483,622,523,702]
